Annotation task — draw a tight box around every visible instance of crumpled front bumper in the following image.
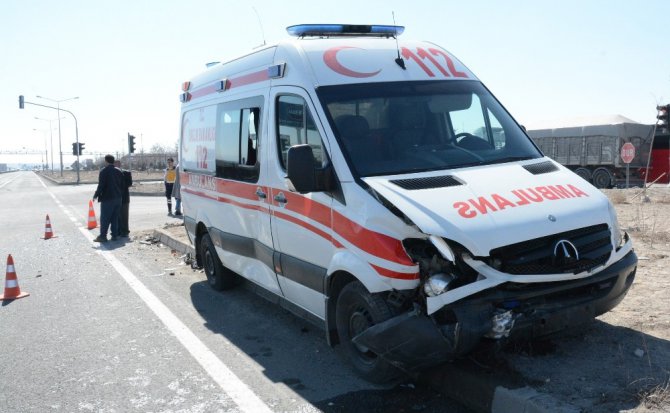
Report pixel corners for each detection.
[353,250,637,372]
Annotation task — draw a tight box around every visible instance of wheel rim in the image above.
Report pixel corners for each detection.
[594,171,610,188]
[349,306,376,360]
[204,249,215,282]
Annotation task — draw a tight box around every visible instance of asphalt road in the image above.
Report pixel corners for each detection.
[0,171,472,413]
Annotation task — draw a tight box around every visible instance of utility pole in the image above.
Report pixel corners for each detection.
[21,96,81,184]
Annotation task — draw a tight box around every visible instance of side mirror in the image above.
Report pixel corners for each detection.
[287,144,317,193]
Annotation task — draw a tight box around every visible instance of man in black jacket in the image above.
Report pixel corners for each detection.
[115,160,133,237]
[93,154,124,242]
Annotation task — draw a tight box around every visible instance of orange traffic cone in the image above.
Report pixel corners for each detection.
[1,255,29,301]
[43,214,55,239]
[87,200,98,230]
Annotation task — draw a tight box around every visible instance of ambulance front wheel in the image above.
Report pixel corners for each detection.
[335,281,401,383]
[200,233,239,291]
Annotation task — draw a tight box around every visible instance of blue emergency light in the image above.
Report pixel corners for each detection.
[286,24,404,37]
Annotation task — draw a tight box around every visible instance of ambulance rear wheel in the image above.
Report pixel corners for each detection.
[335,281,401,383]
[200,233,238,291]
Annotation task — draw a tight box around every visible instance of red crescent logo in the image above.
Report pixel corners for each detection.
[323,46,381,78]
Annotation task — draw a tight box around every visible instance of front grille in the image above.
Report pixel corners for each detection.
[390,175,463,190]
[489,224,612,275]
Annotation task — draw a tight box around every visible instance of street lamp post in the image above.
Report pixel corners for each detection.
[36,95,78,177]
[34,116,63,173]
[32,128,48,170]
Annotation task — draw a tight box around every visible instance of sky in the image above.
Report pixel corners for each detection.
[2,0,669,166]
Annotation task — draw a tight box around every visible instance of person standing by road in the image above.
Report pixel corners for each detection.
[93,154,124,242]
[164,157,177,215]
[114,160,133,237]
[172,161,182,216]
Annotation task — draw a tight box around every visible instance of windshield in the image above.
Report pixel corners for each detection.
[317,81,542,177]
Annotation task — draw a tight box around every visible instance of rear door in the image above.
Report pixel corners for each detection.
[182,97,282,295]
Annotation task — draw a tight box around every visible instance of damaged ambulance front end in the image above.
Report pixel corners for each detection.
[318,80,637,373]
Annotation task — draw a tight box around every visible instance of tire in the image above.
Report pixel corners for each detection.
[200,233,238,291]
[335,281,401,383]
[592,168,613,189]
[574,167,592,182]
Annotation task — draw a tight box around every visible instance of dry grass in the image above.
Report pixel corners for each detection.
[37,169,165,184]
[608,190,629,204]
[637,378,670,410]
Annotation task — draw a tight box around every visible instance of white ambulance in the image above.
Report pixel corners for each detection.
[178,24,637,382]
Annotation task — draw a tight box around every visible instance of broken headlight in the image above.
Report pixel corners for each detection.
[423,273,455,297]
[608,201,624,249]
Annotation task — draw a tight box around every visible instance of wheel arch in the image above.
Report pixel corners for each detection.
[323,250,419,346]
[325,270,357,346]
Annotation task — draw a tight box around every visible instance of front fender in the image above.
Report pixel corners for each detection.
[327,249,419,293]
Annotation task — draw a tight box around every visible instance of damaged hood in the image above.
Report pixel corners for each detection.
[362,159,612,256]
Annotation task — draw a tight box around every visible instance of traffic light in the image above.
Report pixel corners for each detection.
[72,142,85,155]
[657,104,670,129]
[19,95,24,109]
[128,133,136,153]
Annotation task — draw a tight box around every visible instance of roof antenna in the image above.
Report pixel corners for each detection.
[392,11,406,70]
[252,6,266,47]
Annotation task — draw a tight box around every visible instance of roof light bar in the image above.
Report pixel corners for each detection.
[286,24,404,38]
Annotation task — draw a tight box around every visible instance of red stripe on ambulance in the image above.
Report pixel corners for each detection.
[333,213,414,266]
[454,184,589,219]
[183,172,413,269]
[370,263,419,280]
[278,189,413,266]
[187,69,270,102]
[228,70,269,88]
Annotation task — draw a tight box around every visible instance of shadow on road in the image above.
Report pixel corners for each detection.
[190,276,669,412]
[188,280,468,412]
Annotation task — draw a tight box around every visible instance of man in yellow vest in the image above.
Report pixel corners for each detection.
[164,157,177,215]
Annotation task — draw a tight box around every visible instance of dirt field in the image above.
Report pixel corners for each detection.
[38,170,166,194]
[499,186,670,412]
[38,169,165,184]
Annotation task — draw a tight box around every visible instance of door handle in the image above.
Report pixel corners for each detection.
[255,188,267,199]
[274,193,287,204]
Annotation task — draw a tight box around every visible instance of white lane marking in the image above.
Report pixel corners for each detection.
[43,179,273,412]
[36,173,48,188]
[0,173,21,188]
[83,232,272,413]
[34,193,272,413]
